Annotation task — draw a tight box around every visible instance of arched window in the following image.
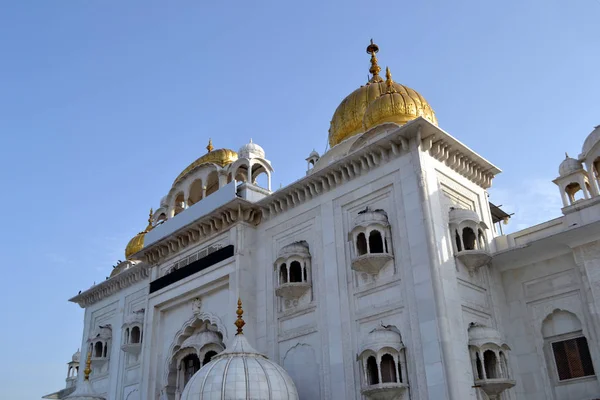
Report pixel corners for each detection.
[124,328,130,343]
[130,326,141,344]
[188,179,204,206]
[279,263,287,284]
[182,354,201,388]
[205,171,219,196]
[103,344,108,358]
[499,351,508,378]
[289,261,302,282]
[478,229,486,250]
[565,182,584,203]
[94,342,103,358]
[203,350,217,366]
[303,264,307,282]
[174,193,185,215]
[455,230,462,252]
[462,227,476,250]
[366,356,379,385]
[357,233,368,256]
[369,230,384,253]
[380,354,397,383]
[543,310,595,381]
[483,350,498,379]
[475,352,484,379]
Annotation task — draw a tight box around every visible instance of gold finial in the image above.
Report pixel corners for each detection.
[366,39,383,83]
[384,66,397,94]
[234,297,245,335]
[145,208,154,232]
[206,138,214,152]
[83,351,92,381]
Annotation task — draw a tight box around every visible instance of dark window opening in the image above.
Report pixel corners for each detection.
[369,230,384,253]
[289,261,302,282]
[552,336,595,381]
[103,344,107,358]
[397,362,403,383]
[483,350,498,379]
[380,354,397,383]
[125,328,130,343]
[463,227,476,250]
[475,352,484,379]
[366,356,379,385]
[183,354,201,387]
[303,264,307,282]
[203,350,218,366]
[94,342,103,358]
[357,233,367,256]
[131,326,141,344]
[279,263,287,284]
[455,230,462,252]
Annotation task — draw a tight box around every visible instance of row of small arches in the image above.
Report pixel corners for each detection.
[356,229,388,256]
[365,354,404,385]
[124,326,142,345]
[455,227,486,252]
[474,350,509,380]
[278,261,309,284]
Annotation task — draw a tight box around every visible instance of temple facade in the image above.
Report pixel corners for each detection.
[44,41,600,400]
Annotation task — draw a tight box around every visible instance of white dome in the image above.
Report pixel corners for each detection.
[65,381,105,400]
[72,350,81,363]
[559,155,583,176]
[581,125,600,158]
[180,333,299,400]
[359,325,403,356]
[238,139,266,159]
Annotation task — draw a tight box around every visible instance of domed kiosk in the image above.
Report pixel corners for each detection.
[180,299,299,400]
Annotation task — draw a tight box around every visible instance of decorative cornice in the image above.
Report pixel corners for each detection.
[257,119,501,220]
[138,198,261,264]
[69,262,151,308]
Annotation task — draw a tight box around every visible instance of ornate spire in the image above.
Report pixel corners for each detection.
[206,138,214,152]
[83,351,92,381]
[145,208,154,232]
[366,39,383,83]
[384,66,397,94]
[565,152,570,159]
[234,298,245,335]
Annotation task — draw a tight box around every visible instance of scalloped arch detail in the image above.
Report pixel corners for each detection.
[162,312,228,386]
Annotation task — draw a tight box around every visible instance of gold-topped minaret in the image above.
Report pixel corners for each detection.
[234,298,246,335]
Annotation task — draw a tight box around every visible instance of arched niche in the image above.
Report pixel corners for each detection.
[448,207,491,274]
[350,207,393,275]
[163,313,228,399]
[358,325,408,399]
[541,309,596,383]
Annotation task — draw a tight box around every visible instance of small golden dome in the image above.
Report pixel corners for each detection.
[328,41,437,148]
[172,139,238,187]
[363,67,437,131]
[125,209,154,260]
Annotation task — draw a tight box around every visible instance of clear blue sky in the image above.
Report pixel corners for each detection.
[0,1,598,398]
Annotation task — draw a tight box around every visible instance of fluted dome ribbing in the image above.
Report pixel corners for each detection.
[180,333,299,400]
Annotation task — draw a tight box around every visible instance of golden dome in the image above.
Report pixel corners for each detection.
[125,209,154,260]
[172,139,238,187]
[363,67,437,131]
[328,40,437,148]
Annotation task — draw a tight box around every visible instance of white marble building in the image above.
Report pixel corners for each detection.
[44,41,600,400]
